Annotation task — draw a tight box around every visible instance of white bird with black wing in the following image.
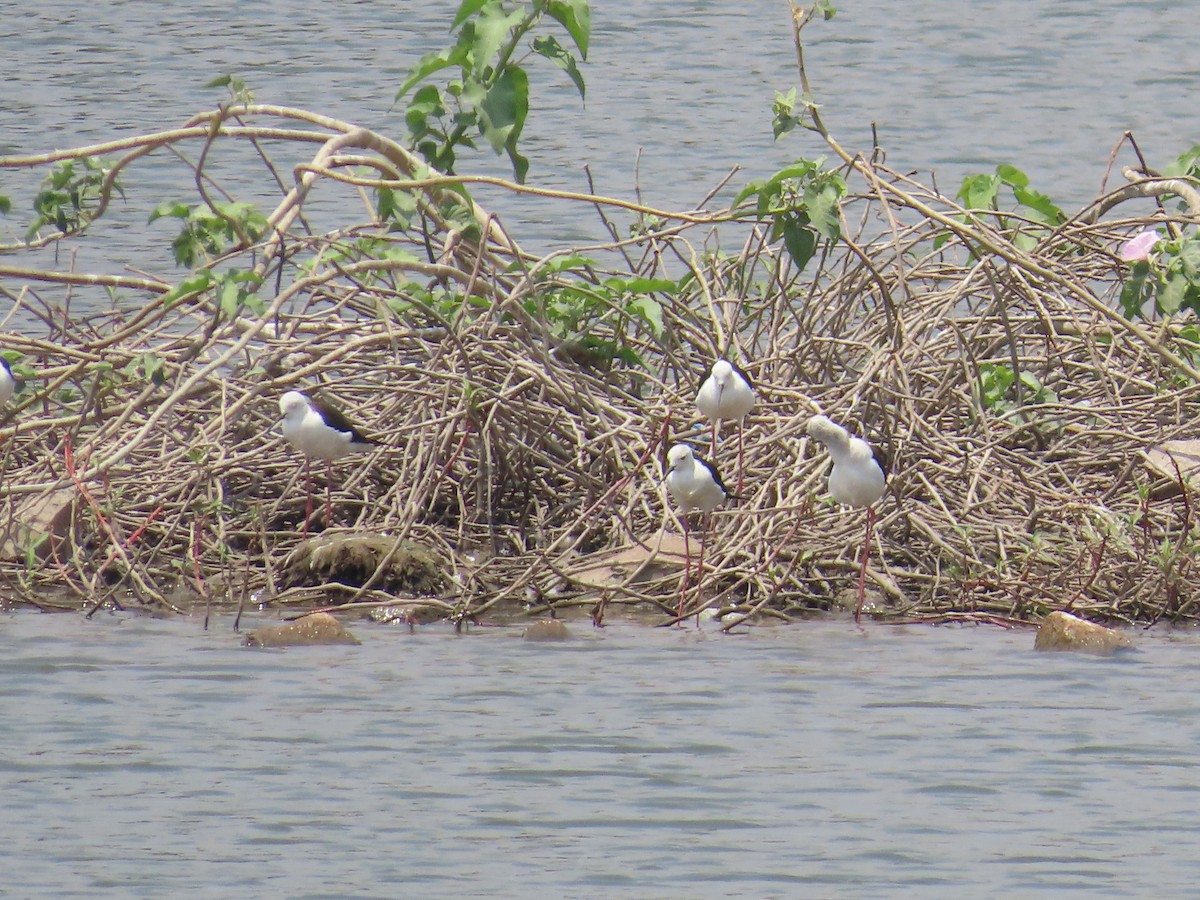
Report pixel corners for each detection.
[279,390,378,535]
[695,358,755,493]
[665,442,734,619]
[807,414,887,624]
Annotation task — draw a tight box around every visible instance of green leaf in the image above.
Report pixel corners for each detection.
[780,218,818,271]
[1164,145,1200,178]
[995,163,1030,190]
[377,186,418,229]
[405,84,446,137]
[1012,232,1039,253]
[539,253,597,273]
[547,0,591,58]
[1118,264,1150,318]
[470,4,526,75]
[0,194,9,215]
[1012,186,1065,225]
[1018,370,1055,403]
[532,35,586,98]
[479,65,529,154]
[1161,272,1188,315]
[148,201,192,222]
[218,277,240,317]
[958,174,1001,210]
[814,0,837,19]
[161,270,215,308]
[765,160,822,188]
[627,296,663,336]
[1177,235,1200,276]
[507,146,530,184]
[452,0,491,28]
[379,246,421,266]
[732,177,766,210]
[215,269,265,318]
[805,182,843,240]
[772,88,803,139]
[396,49,460,101]
[614,346,643,367]
[620,277,678,294]
[977,363,1015,409]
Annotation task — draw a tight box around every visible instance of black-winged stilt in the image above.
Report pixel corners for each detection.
[665,442,734,618]
[807,414,887,624]
[279,390,378,535]
[0,358,14,405]
[695,358,755,493]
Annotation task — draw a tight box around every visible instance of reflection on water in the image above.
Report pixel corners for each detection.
[2,611,1199,896]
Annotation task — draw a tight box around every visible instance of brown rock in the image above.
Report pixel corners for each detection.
[564,528,696,590]
[522,619,571,642]
[1143,439,1200,498]
[1034,611,1133,656]
[279,534,445,596]
[0,485,91,562]
[243,612,361,648]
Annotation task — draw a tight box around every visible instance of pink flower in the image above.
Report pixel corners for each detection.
[1119,229,1161,262]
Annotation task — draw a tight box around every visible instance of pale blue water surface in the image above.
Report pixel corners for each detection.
[0,0,1195,270]
[2,611,1198,897]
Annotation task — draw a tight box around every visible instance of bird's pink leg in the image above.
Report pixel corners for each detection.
[679,514,691,619]
[695,512,710,627]
[855,506,877,624]
[302,457,313,538]
[711,420,718,459]
[737,422,745,496]
[326,459,334,529]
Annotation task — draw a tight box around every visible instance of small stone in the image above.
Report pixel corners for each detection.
[522,619,571,642]
[833,586,886,618]
[244,612,361,648]
[1033,610,1133,656]
[0,485,90,562]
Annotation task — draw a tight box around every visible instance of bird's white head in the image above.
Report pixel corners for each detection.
[279,391,310,418]
[807,414,848,447]
[711,358,734,385]
[666,443,695,472]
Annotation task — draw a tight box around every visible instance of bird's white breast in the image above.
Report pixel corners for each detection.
[827,438,886,508]
[667,459,727,513]
[283,407,355,461]
[696,374,755,422]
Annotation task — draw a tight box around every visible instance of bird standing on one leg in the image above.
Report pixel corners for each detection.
[807,414,887,624]
[665,443,734,620]
[279,390,378,536]
[695,359,755,495]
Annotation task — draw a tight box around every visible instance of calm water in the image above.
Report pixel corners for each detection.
[0,0,1195,274]
[2,611,1197,897]
[4,3,1200,895]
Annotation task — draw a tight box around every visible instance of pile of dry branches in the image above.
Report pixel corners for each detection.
[0,103,1197,624]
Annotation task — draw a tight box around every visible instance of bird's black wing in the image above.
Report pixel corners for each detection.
[872,445,889,479]
[311,397,377,444]
[728,358,754,393]
[696,452,741,500]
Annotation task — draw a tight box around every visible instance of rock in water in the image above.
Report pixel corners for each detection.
[522,619,571,642]
[1033,611,1133,656]
[244,612,361,648]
